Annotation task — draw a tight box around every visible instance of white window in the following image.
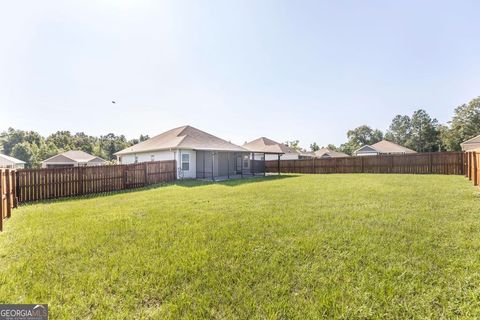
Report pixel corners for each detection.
[243,155,249,168]
[151,155,155,162]
[182,153,190,171]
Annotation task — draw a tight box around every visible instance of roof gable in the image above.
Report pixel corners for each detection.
[42,154,77,163]
[243,137,297,154]
[43,150,106,163]
[370,140,416,153]
[461,134,480,145]
[0,154,26,164]
[355,145,378,153]
[314,148,349,158]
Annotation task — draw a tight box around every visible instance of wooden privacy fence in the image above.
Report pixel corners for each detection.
[15,160,176,203]
[266,152,466,175]
[0,169,16,231]
[466,151,480,187]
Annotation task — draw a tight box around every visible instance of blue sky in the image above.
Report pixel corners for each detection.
[1,0,479,148]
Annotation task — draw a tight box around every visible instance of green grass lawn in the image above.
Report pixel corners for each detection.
[0,174,479,319]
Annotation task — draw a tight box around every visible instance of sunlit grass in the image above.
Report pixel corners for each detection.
[0,174,479,319]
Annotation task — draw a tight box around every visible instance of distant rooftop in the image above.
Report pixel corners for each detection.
[242,137,298,154]
[43,150,107,163]
[0,154,26,164]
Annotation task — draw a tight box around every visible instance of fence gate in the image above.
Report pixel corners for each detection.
[124,163,147,189]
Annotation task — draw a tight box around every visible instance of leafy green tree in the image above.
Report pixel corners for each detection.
[72,132,97,154]
[37,142,60,163]
[284,140,303,152]
[326,144,339,151]
[11,142,37,168]
[407,109,441,152]
[1,128,44,155]
[385,115,412,146]
[99,133,131,160]
[46,131,74,151]
[310,142,320,152]
[339,125,383,155]
[442,97,480,151]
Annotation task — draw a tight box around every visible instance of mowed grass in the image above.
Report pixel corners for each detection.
[0,174,480,319]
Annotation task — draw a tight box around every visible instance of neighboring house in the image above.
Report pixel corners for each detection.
[354,140,416,156]
[314,148,349,158]
[0,154,26,169]
[115,125,257,179]
[41,151,107,168]
[242,137,300,160]
[460,134,480,151]
[298,151,316,159]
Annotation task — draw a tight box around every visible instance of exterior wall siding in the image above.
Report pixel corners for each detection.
[265,153,299,161]
[119,149,196,179]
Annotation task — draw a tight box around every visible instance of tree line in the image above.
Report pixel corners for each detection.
[299,96,479,155]
[0,129,149,168]
[1,96,479,167]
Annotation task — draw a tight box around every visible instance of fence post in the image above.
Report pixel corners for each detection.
[78,167,84,195]
[123,165,127,189]
[277,155,281,175]
[467,152,471,180]
[471,152,475,180]
[474,152,478,186]
[429,153,433,174]
[0,170,3,231]
[5,169,11,219]
[11,171,17,208]
[174,160,177,180]
[312,158,315,174]
[15,171,20,206]
[144,162,148,186]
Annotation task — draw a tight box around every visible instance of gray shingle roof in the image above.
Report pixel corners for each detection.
[314,148,349,158]
[355,140,416,154]
[242,137,297,154]
[370,140,416,153]
[461,134,480,151]
[42,150,107,163]
[0,154,26,164]
[114,125,247,155]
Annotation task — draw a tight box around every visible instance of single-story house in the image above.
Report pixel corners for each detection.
[242,137,298,161]
[354,140,416,156]
[461,134,480,151]
[0,154,26,169]
[314,148,349,158]
[115,125,269,180]
[41,151,107,168]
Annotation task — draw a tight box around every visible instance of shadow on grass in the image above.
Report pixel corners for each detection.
[174,174,299,188]
[16,174,299,206]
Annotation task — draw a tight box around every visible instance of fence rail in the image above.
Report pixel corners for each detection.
[266,152,465,175]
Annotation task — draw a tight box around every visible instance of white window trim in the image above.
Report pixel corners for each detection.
[181,153,190,171]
